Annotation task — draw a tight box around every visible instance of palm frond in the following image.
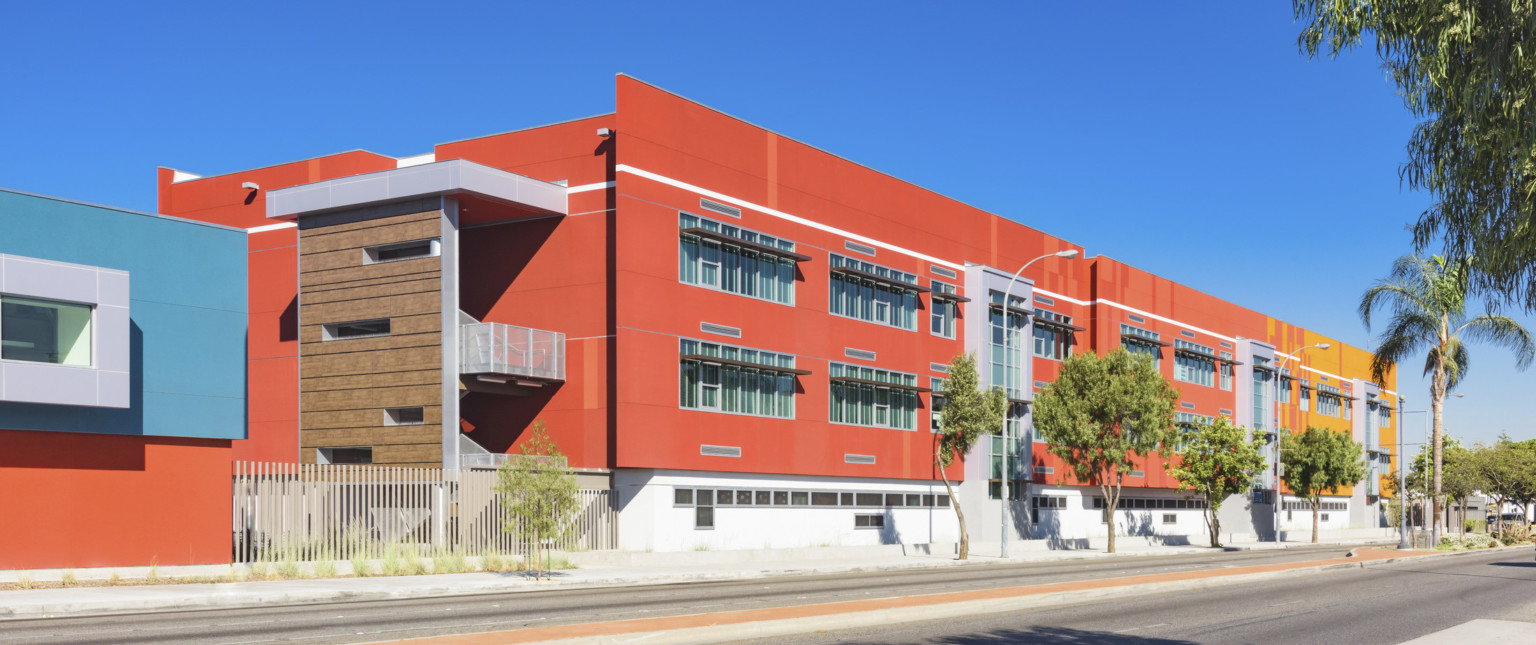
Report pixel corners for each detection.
[1444,338,1468,391]
[1461,314,1536,370]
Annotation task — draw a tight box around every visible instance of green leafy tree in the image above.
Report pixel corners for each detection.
[1280,427,1368,543]
[495,421,579,579]
[935,352,1007,561]
[1477,437,1536,540]
[1164,417,1266,548]
[1296,1,1536,309]
[1034,348,1179,553]
[1359,254,1534,543]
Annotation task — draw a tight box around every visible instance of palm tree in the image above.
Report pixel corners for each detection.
[1360,255,1535,545]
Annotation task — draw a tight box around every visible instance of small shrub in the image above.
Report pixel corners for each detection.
[146,565,160,583]
[60,571,78,587]
[482,551,506,573]
[314,559,337,579]
[107,572,121,586]
[250,563,272,580]
[433,548,469,574]
[694,544,710,552]
[276,554,302,579]
[350,551,372,577]
[16,576,34,590]
[380,543,405,577]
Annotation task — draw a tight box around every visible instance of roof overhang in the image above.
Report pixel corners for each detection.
[266,159,567,223]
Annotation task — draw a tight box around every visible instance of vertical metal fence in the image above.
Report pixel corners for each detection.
[232,462,616,564]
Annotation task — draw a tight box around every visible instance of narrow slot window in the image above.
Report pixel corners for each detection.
[383,407,425,426]
[322,319,390,341]
[363,238,440,264]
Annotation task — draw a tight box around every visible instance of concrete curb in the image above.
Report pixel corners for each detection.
[514,546,1533,645]
[0,541,1408,621]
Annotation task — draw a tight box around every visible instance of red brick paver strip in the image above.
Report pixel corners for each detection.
[386,548,1432,645]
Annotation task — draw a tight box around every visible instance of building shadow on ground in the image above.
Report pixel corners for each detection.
[843,625,1198,644]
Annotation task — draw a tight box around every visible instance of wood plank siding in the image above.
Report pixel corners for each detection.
[297,209,445,468]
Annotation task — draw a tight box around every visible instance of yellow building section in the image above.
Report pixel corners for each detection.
[1266,319,1400,499]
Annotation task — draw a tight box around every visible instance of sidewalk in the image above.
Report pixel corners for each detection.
[0,537,1396,620]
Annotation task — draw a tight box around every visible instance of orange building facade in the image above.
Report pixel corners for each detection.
[158,76,1398,551]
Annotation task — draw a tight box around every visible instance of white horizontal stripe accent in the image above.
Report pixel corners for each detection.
[1036,287,1240,344]
[1037,288,1384,387]
[567,181,615,194]
[247,222,297,234]
[616,164,965,271]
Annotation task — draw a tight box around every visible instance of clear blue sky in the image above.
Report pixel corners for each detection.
[2,2,1529,446]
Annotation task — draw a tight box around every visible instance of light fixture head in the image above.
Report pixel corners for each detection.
[1056,249,1080,259]
[596,127,613,138]
[1317,343,1331,350]
[241,181,259,191]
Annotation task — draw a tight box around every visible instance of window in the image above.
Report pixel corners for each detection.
[989,433,1025,500]
[1173,340,1216,387]
[695,490,714,529]
[829,254,920,330]
[317,447,372,464]
[363,238,439,264]
[854,514,885,529]
[829,363,919,430]
[1317,390,1343,418]
[930,281,960,338]
[991,293,1027,398]
[1162,513,1178,524]
[930,378,948,433]
[1278,374,1292,404]
[679,339,796,419]
[1032,309,1075,361]
[1121,324,1162,368]
[0,296,92,365]
[679,213,797,304]
[675,488,694,505]
[384,407,425,426]
[1300,386,1310,412]
[322,319,390,341]
[1252,359,1271,430]
[1220,352,1234,391]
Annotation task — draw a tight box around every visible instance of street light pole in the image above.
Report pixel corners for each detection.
[1000,248,1079,559]
[1271,343,1329,544]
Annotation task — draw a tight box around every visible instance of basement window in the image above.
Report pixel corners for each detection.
[384,407,425,426]
[322,319,390,341]
[318,447,373,465]
[363,239,440,264]
[854,514,886,529]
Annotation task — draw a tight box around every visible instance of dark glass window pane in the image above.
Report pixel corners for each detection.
[774,491,789,505]
[906,494,922,507]
[755,490,771,505]
[696,506,714,528]
[791,491,809,506]
[857,493,883,506]
[697,490,714,506]
[737,491,753,505]
[716,490,733,505]
[841,492,855,506]
[886,494,905,507]
[812,492,838,506]
[675,489,694,505]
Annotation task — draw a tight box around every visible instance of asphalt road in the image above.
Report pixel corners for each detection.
[0,546,1358,645]
[747,548,1536,645]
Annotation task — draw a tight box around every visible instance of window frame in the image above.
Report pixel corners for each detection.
[0,294,95,367]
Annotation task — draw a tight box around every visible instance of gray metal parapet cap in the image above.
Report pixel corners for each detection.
[265,159,568,220]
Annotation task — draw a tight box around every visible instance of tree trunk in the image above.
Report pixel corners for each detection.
[1312,497,1320,544]
[1208,505,1222,548]
[939,464,968,560]
[1431,329,1447,547]
[1104,482,1118,554]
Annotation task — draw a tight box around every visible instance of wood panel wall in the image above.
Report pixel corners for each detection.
[298,209,445,467]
